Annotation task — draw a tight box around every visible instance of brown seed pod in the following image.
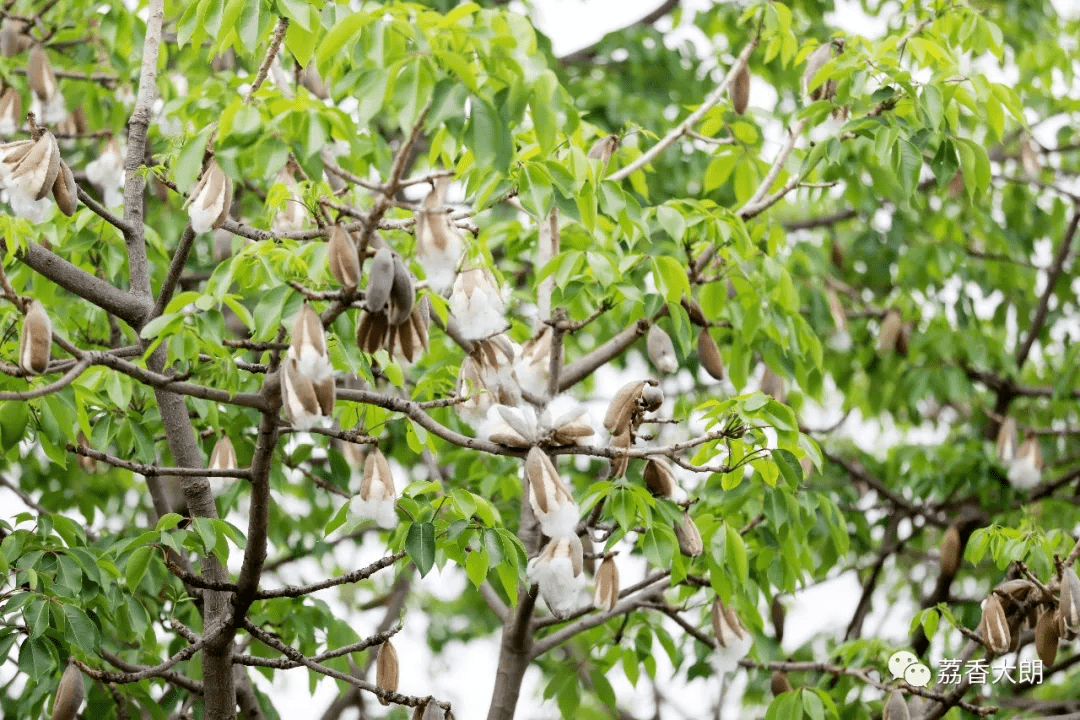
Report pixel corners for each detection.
[603,381,645,435]
[731,63,750,115]
[10,130,60,200]
[882,690,910,720]
[939,524,961,578]
[643,457,678,499]
[51,160,77,217]
[996,416,1018,463]
[608,429,631,479]
[19,299,51,375]
[770,670,793,696]
[208,435,237,471]
[674,512,703,557]
[1035,607,1059,667]
[681,296,708,326]
[878,309,902,355]
[697,328,724,380]
[365,247,395,313]
[1061,566,1080,634]
[0,85,21,127]
[27,44,57,102]
[51,660,84,720]
[375,640,399,705]
[327,226,360,289]
[770,595,785,643]
[357,310,388,354]
[587,134,620,166]
[593,555,619,611]
[646,324,678,373]
[801,43,833,101]
[186,159,232,232]
[388,255,415,326]
[980,593,1010,654]
[760,367,785,403]
[710,597,747,648]
[0,20,32,57]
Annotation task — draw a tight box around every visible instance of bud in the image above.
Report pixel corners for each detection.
[603,381,645,435]
[51,160,77,217]
[1007,436,1042,490]
[353,448,397,529]
[1061,566,1080,634]
[19,299,51,375]
[449,267,507,341]
[939,524,961,578]
[526,447,578,538]
[711,597,749,649]
[356,309,389,355]
[0,86,21,134]
[646,324,678,373]
[515,326,552,398]
[593,555,619,611]
[760,366,785,403]
[526,535,585,619]
[731,63,750,115]
[387,295,430,364]
[697,328,724,380]
[375,640,399,705]
[280,352,334,430]
[1035,607,1059,666]
[9,130,60,201]
[770,670,792,696]
[878,309,902,355]
[327,226,360,289]
[640,384,664,412]
[415,176,464,294]
[186,159,232,233]
[290,304,333,383]
[674,512,703,557]
[208,435,237,471]
[608,429,631,479]
[387,255,416,326]
[979,592,1010,654]
[882,690,910,720]
[996,417,1018,463]
[587,134,620,166]
[643,457,678,499]
[51,660,84,720]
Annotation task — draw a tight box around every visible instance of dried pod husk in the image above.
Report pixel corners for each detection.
[0,20,32,57]
[939,524,961,578]
[896,321,913,357]
[280,353,333,430]
[387,255,416,326]
[681,296,708,326]
[1020,136,1041,179]
[697,328,725,380]
[0,139,32,181]
[375,640,399,705]
[365,247,395,313]
[878,308,902,355]
[674,512,703,557]
[581,533,596,576]
[801,43,833,100]
[208,436,237,471]
[587,134,620,166]
[882,690,910,720]
[646,324,678,373]
[643,457,678,499]
[710,597,747,648]
[1057,605,1079,641]
[608,429,631,479]
[51,160,77,216]
[640,384,664,412]
[28,44,57,102]
[525,446,578,538]
[0,86,21,130]
[770,595,785,643]
[1035,607,1059,667]
[186,159,232,233]
[770,670,792,696]
[731,63,750,114]
[51,660,84,720]
[357,310,389,354]
[356,447,397,529]
[603,380,645,435]
[760,367,785,403]
[593,555,619,611]
[980,593,1011,654]
[387,295,430,364]
[10,130,60,200]
[548,406,595,446]
[996,416,1018,463]
[19,299,51,375]
[415,176,464,294]
[1061,566,1080,634]
[327,226,360,289]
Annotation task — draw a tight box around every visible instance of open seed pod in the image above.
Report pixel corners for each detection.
[674,512,703,557]
[1035,607,1059,666]
[0,85,21,131]
[996,416,1018,463]
[878,309,902,355]
[9,130,60,200]
[710,597,748,648]
[603,381,645,436]
[208,436,237,471]
[27,44,57,103]
[979,592,1010,654]
[186,159,232,233]
[19,299,51,375]
[386,295,430,364]
[1060,566,1080,635]
[327,225,360,289]
[640,384,664,412]
[593,555,619,611]
[357,310,389,354]
[587,134,620,166]
[643,457,679,499]
[525,447,578,538]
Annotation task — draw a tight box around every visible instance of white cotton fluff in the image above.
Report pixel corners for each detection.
[478,404,537,447]
[296,343,333,384]
[515,328,551,398]
[713,631,753,675]
[449,268,507,341]
[540,397,596,447]
[8,188,49,222]
[830,329,853,352]
[350,492,398,530]
[86,140,125,199]
[31,93,66,125]
[538,501,580,539]
[1007,457,1041,490]
[527,539,586,619]
[0,117,14,135]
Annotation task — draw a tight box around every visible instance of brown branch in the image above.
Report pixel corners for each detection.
[254,551,405,599]
[245,17,288,104]
[1015,207,1080,368]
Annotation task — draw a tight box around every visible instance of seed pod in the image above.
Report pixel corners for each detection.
[1061,566,1080,634]
[448,267,508,341]
[208,436,237,471]
[731,63,750,114]
[697,328,724,380]
[939,524,961,578]
[388,255,415,326]
[387,296,430,364]
[548,406,595,446]
[51,160,77,216]
[356,310,388,354]
[608,429,631,479]
[980,593,1010,654]
[51,660,84,720]
[878,309,902,355]
[418,699,446,720]
[0,20,32,57]
[76,432,96,473]
[299,63,329,99]
[801,43,833,100]
[365,247,395,312]
[327,226,360,289]
[640,384,664,412]
[0,86,21,129]
[27,44,57,102]
[280,353,333,430]
[525,447,578,538]
[593,555,619,611]
[1020,136,1041,179]
[375,640,399,705]
[770,670,792,696]
[415,176,464,294]
[996,417,1018,463]
[528,535,586,618]
[882,690,910,720]
[760,367,785,403]
[0,139,32,181]
[711,597,747,648]
[587,134,620,166]
[798,455,813,480]
[771,595,785,644]
[674,512,703,557]
[290,303,332,382]
[19,299,51,375]
[186,159,232,233]
[10,130,60,200]
[1035,607,1059,666]
[646,324,678,373]
[1058,605,1079,642]
[643,457,678,499]
[603,380,645,435]
[681,296,708,326]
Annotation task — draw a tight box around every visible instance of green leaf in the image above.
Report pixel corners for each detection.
[405,522,436,577]
[125,546,154,591]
